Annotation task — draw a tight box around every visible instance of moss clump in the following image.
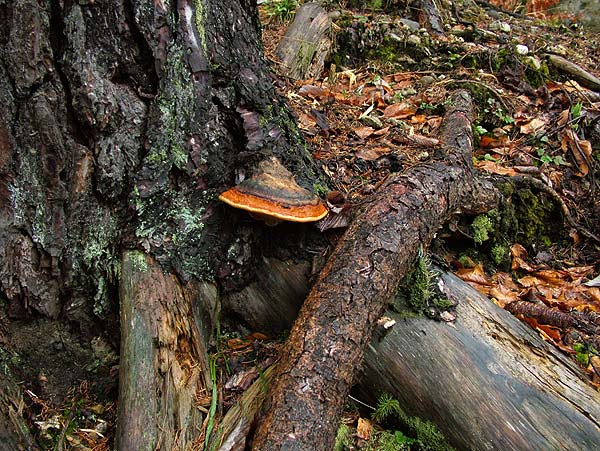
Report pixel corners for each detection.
[471,214,493,244]
[490,243,509,266]
[404,252,435,312]
[370,393,456,451]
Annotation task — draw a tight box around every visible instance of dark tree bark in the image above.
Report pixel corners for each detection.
[0,0,322,449]
[252,90,499,450]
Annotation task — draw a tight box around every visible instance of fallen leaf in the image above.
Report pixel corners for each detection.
[520,118,546,135]
[356,417,373,440]
[456,264,492,286]
[355,147,383,160]
[476,160,518,176]
[354,126,375,139]
[383,101,416,119]
[299,84,329,99]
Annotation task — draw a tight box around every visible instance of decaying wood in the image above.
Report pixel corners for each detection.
[275,3,332,80]
[419,0,445,35]
[547,54,600,91]
[117,251,213,451]
[215,366,275,451]
[222,261,600,450]
[359,271,600,451]
[0,370,40,451]
[252,91,500,449]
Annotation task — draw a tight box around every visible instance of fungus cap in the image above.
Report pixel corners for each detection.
[219,157,328,223]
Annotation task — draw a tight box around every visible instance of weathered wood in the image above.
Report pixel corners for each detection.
[215,366,275,451]
[359,271,600,451]
[117,251,213,451]
[252,91,499,449]
[547,54,600,91]
[275,3,332,80]
[224,261,600,450]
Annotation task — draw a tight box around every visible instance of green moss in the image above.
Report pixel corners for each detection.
[312,182,328,197]
[193,0,208,53]
[512,189,557,245]
[334,424,353,451]
[393,251,441,315]
[491,243,509,266]
[471,213,494,245]
[369,393,455,451]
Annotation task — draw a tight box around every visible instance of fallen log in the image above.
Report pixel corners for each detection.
[221,259,600,450]
[252,90,499,449]
[358,270,600,451]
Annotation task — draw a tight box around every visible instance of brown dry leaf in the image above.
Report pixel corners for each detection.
[533,269,570,285]
[227,338,252,350]
[411,114,427,124]
[479,135,510,149]
[298,112,316,129]
[510,244,538,272]
[489,284,520,307]
[519,117,546,135]
[355,147,382,161]
[356,417,373,440]
[354,126,375,139]
[561,129,591,176]
[427,116,443,129]
[456,264,492,286]
[373,126,391,136]
[475,160,518,176]
[535,323,563,342]
[383,101,417,119]
[248,332,269,340]
[299,84,329,99]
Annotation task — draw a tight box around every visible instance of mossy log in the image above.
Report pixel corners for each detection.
[359,270,600,451]
[252,91,501,449]
[226,258,600,451]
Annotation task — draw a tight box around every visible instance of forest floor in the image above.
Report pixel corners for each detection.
[20,2,600,451]
[260,0,600,374]
[258,1,600,448]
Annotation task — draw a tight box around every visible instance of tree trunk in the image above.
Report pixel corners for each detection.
[252,90,499,450]
[0,0,323,449]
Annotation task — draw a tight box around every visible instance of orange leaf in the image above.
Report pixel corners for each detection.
[456,264,492,286]
[383,102,416,119]
[354,126,375,139]
[356,418,373,440]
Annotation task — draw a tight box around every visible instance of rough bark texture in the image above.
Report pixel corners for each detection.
[359,271,600,451]
[0,0,324,448]
[252,91,498,450]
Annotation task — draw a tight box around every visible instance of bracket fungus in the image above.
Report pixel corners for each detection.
[219,157,328,225]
